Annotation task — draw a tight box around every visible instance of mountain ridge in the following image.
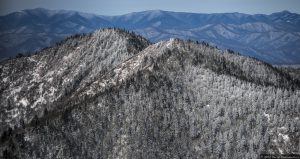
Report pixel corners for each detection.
[0,28,150,132]
[1,28,298,131]
[0,28,299,158]
[1,8,300,64]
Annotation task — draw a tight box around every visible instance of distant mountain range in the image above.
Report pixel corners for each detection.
[1,8,300,64]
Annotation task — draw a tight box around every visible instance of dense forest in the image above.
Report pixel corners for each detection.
[0,29,299,158]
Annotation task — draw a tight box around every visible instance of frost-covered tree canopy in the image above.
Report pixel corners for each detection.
[0,28,299,159]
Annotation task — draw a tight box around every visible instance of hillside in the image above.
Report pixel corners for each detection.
[0,29,299,158]
[0,28,150,133]
[1,8,300,64]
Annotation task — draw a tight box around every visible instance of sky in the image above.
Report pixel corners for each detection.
[1,0,300,16]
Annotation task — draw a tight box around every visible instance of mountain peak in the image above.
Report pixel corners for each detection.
[128,9,167,18]
[0,28,299,158]
[278,10,292,14]
[144,9,165,13]
[22,8,50,14]
[271,10,294,16]
[0,28,150,131]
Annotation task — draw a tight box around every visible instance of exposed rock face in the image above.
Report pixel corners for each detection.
[0,29,299,158]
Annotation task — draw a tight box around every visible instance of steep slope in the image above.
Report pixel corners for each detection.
[0,28,150,133]
[1,9,300,64]
[0,30,299,158]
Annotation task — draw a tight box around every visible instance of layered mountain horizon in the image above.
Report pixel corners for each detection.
[1,8,300,64]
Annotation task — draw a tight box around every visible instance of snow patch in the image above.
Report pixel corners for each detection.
[166,38,175,49]
[63,53,73,61]
[39,83,44,94]
[99,82,106,87]
[47,77,53,82]
[63,78,71,85]
[278,148,283,154]
[114,66,129,82]
[46,71,54,76]
[147,64,154,72]
[28,57,37,62]
[86,89,96,96]
[31,96,46,109]
[24,134,31,142]
[264,112,271,122]
[27,83,35,90]
[31,72,40,82]
[49,87,57,97]
[11,86,22,94]
[279,133,289,142]
[278,126,287,131]
[11,111,20,119]
[2,77,8,82]
[7,108,20,119]
[19,98,29,107]
[118,69,129,82]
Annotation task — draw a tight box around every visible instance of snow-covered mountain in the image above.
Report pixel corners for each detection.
[1,8,300,64]
[0,29,299,158]
[0,28,149,131]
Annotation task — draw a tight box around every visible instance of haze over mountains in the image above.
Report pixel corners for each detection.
[0,28,299,158]
[1,8,300,64]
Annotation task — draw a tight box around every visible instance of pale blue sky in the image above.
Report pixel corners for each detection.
[1,0,300,16]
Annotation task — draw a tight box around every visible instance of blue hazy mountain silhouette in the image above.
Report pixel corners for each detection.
[1,8,300,64]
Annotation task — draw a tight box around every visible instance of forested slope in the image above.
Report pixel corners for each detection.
[0,29,299,158]
[0,28,150,134]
